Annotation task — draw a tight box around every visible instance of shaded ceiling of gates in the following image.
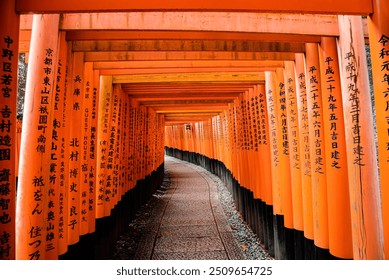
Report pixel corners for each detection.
[18,8,370,126]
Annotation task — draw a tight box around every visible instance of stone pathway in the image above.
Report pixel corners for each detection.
[113,156,271,260]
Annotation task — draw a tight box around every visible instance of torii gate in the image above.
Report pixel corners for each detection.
[0,0,388,260]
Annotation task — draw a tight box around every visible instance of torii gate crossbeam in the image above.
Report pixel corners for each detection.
[15,0,373,15]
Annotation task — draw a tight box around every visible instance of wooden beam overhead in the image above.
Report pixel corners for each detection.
[93,60,284,69]
[164,117,217,123]
[136,96,236,102]
[156,106,228,112]
[100,67,277,76]
[121,83,256,89]
[142,99,234,106]
[123,92,243,99]
[66,30,322,43]
[95,60,283,75]
[87,51,297,63]
[111,72,265,84]
[121,83,256,94]
[60,12,339,35]
[15,0,372,15]
[73,40,305,53]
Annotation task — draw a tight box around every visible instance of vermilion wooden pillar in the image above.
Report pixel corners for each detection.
[237,93,246,190]
[134,104,141,185]
[88,70,100,233]
[256,84,273,207]
[16,14,60,260]
[128,100,137,190]
[119,89,128,198]
[265,72,282,217]
[67,52,84,246]
[284,61,304,238]
[305,43,329,256]
[96,76,113,219]
[57,35,70,256]
[104,84,120,215]
[242,91,251,193]
[295,53,314,247]
[16,118,22,180]
[123,94,130,193]
[265,72,293,259]
[338,15,384,260]
[226,104,233,177]
[368,0,389,259]
[319,37,353,259]
[234,95,243,186]
[79,62,94,235]
[248,88,260,200]
[46,31,68,259]
[0,0,19,260]
[275,68,293,232]
[159,115,165,166]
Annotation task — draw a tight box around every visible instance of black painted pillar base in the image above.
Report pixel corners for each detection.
[294,230,305,260]
[304,238,316,260]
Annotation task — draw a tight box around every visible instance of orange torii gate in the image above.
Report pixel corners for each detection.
[1,0,389,260]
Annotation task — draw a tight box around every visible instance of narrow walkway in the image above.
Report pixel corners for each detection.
[113,156,270,260]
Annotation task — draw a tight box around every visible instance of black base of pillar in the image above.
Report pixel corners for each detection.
[294,230,305,260]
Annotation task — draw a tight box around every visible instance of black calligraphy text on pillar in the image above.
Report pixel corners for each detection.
[378,34,389,162]
[323,57,342,169]
[297,72,311,177]
[0,35,15,259]
[345,47,365,166]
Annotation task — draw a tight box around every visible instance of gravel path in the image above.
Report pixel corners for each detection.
[112,156,272,260]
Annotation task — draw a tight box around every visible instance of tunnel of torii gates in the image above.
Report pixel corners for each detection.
[1,0,389,261]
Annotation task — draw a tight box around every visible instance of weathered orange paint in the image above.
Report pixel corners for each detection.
[319,37,353,259]
[0,0,19,260]
[338,15,385,260]
[368,0,389,259]
[16,14,60,260]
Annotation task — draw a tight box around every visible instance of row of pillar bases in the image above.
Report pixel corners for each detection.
[1,0,389,259]
[165,147,338,260]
